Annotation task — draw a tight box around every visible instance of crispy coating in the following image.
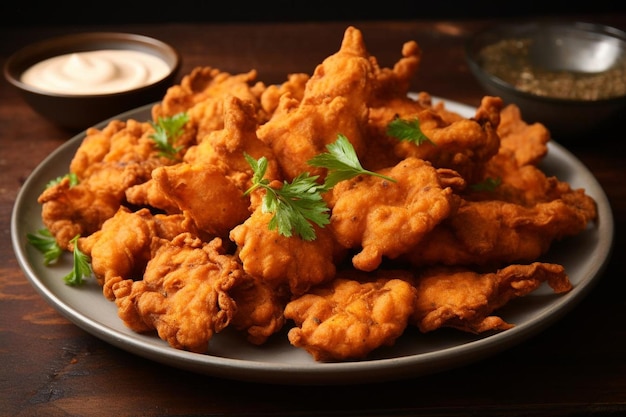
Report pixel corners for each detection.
[260,72,309,116]
[79,207,201,300]
[285,275,418,362]
[257,26,373,181]
[410,262,572,333]
[230,207,344,296]
[39,119,167,249]
[372,96,503,184]
[229,273,287,345]
[403,191,597,268]
[150,163,251,239]
[152,66,268,143]
[183,95,282,190]
[114,234,242,353]
[328,157,463,271]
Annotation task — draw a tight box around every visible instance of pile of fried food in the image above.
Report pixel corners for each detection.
[36,26,597,362]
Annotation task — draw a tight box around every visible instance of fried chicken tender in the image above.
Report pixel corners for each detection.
[403,192,597,268]
[495,103,550,168]
[410,262,572,333]
[328,157,464,272]
[183,95,282,191]
[260,72,309,116]
[113,234,242,353]
[79,207,200,300]
[402,106,597,268]
[369,96,503,184]
[149,162,251,239]
[285,274,418,361]
[39,119,165,249]
[126,96,278,213]
[257,26,374,181]
[230,207,344,296]
[229,273,287,345]
[152,66,268,143]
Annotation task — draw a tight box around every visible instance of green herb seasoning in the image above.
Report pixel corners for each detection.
[478,38,626,100]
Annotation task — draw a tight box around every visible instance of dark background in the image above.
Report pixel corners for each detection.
[2,1,625,25]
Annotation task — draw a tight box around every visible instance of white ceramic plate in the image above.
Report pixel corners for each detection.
[11,98,614,385]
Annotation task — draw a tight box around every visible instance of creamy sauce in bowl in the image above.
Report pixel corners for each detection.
[20,49,171,95]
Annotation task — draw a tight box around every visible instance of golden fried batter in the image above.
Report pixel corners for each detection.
[150,162,251,239]
[39,119,169,249]
[114,234,242,353]
[152,66,268,143]
[328,157,463,271]
[410,262,572,333]
[285,275,417,362]
[257,26,374,181]
[79,207,202,300]
[230,207,344,296]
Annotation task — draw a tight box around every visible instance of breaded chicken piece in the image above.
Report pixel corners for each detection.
[285,274,418,361]
[328,157,464,272]
[79,207,202,300]
[230,207,344,296]
[369,96,503,185]
[403,187,597,268]
[257,26,374,181]
[114,234,242,353]
[260,72,309,116]
[410,262,572,333]
[149,162,251,239]
[183,95,282,191]
[495,103,551,168]
[229,273,287,345]
[39,119,166,249]
[127,96,276,239]
[152,66,268,143]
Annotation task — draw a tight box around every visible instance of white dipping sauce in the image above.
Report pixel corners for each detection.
[21,49,171,95]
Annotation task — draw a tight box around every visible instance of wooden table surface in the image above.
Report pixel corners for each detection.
[2,15,626,417]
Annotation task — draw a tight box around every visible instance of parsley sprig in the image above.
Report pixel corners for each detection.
[386,117,433,145]
[244,134,396,241]
[150,112,189,160]
[244,154,329,241]
[27,231,92,286]
[64,235,91,286]
[308,134,395,189]
[27,228,63,265]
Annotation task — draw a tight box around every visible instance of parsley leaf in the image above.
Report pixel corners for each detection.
[244,154,330,241]
[386,117,433,145]
[27,228,63,265]
[64,235,91,286]
[308,134,396,189]
[46,172,79,189]
[150,112,189,160]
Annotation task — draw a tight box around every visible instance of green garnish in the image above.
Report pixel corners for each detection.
[470,177,502,192]
[308,134,396,189]
[150,112,189,160]
[27,228,63,265]
[244,154,329,241]
[245,134,398,241]
[46,172,79,189]
[386,117,433,145]
[64,235,91,286]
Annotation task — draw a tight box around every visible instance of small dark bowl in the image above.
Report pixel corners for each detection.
[466,21,626,139]
[4,32,181,131]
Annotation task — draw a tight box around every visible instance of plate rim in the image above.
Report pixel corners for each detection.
[11,98,615,385]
